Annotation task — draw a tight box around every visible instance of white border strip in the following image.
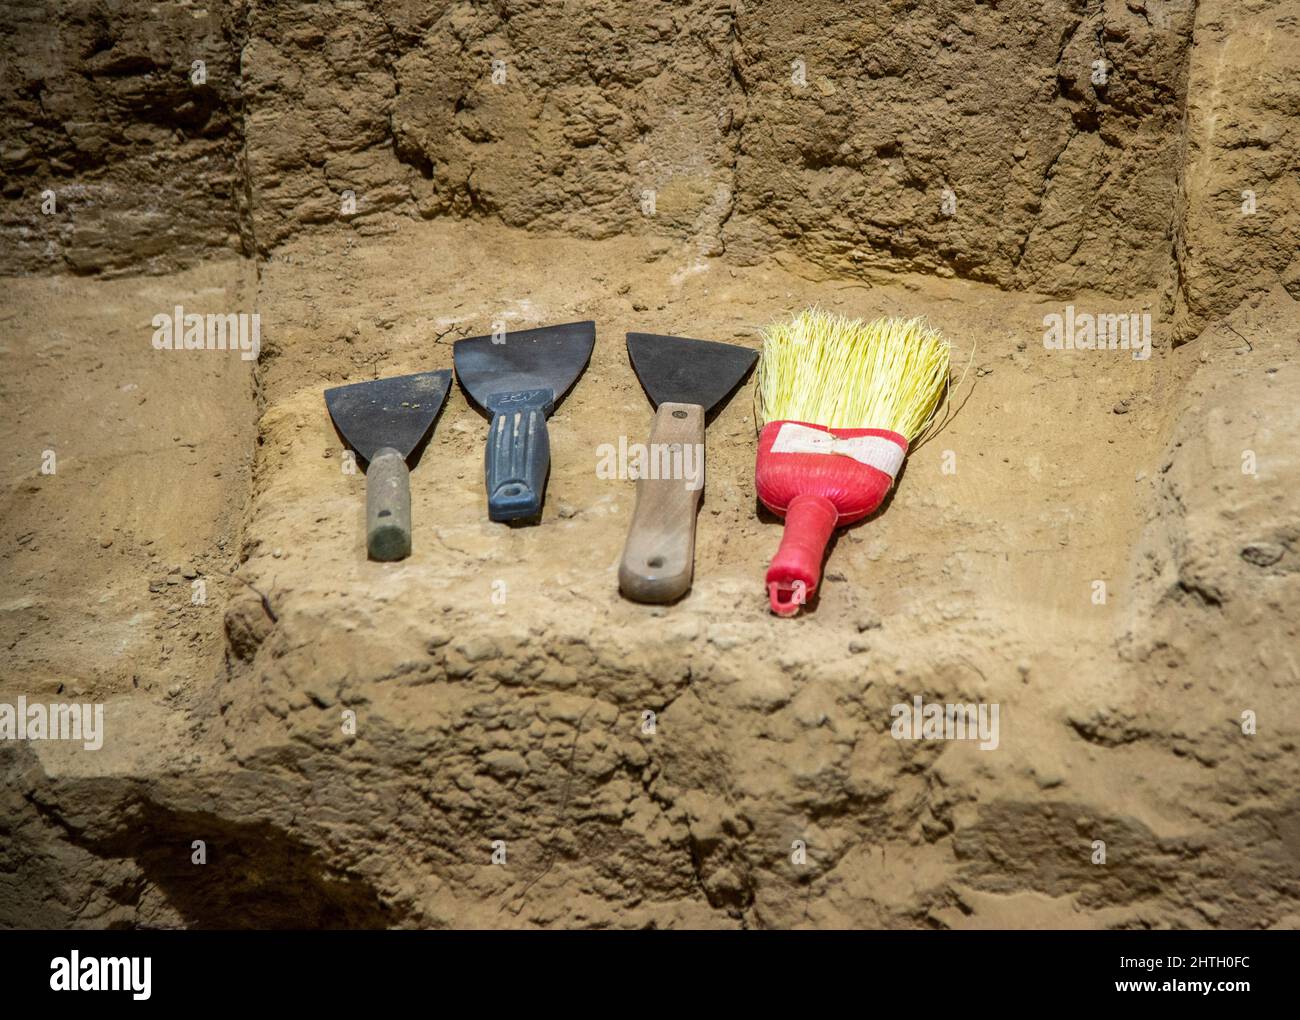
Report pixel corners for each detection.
[770,422,906,479]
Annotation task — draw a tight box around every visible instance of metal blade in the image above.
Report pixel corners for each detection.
[454,320,595,412]
[626,333,757,416]
[324,369,453,463]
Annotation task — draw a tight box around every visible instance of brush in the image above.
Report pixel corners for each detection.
[754,308,951,616]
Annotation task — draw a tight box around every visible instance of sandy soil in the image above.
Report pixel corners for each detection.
[0,261,256,701]
[4,216,1295,928]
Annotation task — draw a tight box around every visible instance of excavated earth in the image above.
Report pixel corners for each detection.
[1,0,1298,928]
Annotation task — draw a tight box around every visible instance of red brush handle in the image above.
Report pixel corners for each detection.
[766,494,839,616]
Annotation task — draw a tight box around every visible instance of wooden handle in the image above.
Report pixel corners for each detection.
[366,447,411,561]
[618,402,706,603]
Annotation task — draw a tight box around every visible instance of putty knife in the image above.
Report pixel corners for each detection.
[619,332,757,602]
[324,370,453,561]
[454,320,595,522]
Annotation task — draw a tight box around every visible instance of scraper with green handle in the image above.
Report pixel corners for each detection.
[324,369,453,560]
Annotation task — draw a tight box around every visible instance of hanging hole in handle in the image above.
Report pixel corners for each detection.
[377,510,392,518]
[768,580,806,617]
[647,556,664,568]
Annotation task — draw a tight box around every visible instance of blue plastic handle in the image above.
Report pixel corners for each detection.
[484,388,554,521]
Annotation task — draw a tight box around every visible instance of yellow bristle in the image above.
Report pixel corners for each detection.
[755,308,951,443]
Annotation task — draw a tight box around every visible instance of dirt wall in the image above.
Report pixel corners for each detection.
[0,0,247,274]
[4,1,1295,336]
[1172,0,1300,340]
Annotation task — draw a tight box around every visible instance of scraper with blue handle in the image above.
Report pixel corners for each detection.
[454,321,595,523]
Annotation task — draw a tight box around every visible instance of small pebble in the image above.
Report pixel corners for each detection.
[1241,542,1283,567]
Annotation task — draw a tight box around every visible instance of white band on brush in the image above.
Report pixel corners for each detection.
[771,422,906,479]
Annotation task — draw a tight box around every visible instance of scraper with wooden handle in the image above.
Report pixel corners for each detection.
[619,332,757,602]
